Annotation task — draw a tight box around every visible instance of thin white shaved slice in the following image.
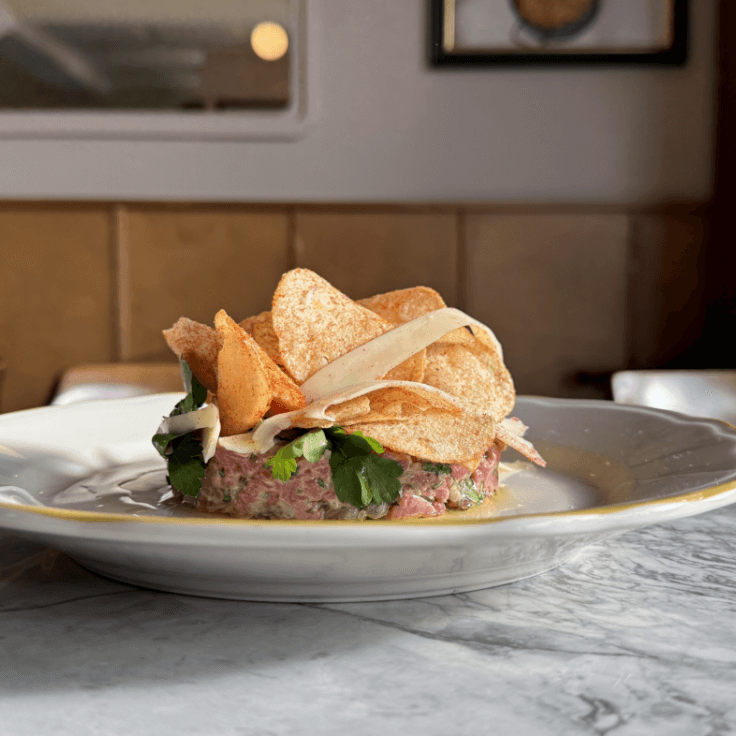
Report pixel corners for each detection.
[239,381,462,454]
[300,307,504,402]
[496,419,546,467]
[201,415,221,462]
[157,403,221,462]
[218,432,259,456]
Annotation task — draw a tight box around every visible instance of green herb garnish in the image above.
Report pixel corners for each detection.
[265,429,331,481]
[264,426,404,510]
[423,462,452,475]
[166,433,207,497]
[172,363,208,415]
[152,363,208,496]
[457,476,484,506]
[326,428,403,508]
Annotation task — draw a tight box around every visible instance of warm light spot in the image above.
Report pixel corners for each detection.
[250,22,289,61]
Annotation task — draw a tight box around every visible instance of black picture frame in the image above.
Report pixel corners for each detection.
[430,0,688,67]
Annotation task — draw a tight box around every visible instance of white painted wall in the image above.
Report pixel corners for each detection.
[0,1,717,203]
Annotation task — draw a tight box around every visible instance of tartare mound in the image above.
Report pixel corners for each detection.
[178,443,503,520]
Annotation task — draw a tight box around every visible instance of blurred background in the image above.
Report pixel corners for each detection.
[0,0,733,413]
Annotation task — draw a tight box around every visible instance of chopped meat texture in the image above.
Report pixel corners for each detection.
[177,442,503,521]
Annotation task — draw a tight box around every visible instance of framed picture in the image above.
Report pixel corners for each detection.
[430,0,688,66]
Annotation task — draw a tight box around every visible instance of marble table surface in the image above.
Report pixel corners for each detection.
[2,502,735,736]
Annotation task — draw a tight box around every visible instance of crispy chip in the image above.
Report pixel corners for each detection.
[359,285,477,349]
[165,269,523,469]
[383,350,425,383]
[215,310,306,433]
[240,311,291,375]
[358,287,448,382]
[434,326,476,346]
[240,308,414,383]
[327,395,372,423]
[350,385,460,423]
[289,382,462,431]
[272,269,422,384]
[163,318,218,392]
[219,311,305,413]
[292,395,373,429]
[215,318,271,436]
[423,342,514,422]
[359,286,446,324]
[346,411,499,470]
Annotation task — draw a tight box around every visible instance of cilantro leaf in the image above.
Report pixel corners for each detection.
[328,454,402,508]
[362,454,404,503]
[266,445,297,481]
[151,362,209,497]
[263,426,404,510]
[351,431,384,454]
[325,428,403,509]
[330,461,368,508]
[171,364,208,416]
[328,452,403,508]
[152,431,180,458]
[299,430,331,463]
[166,433,206,496]
[265,430,330,481]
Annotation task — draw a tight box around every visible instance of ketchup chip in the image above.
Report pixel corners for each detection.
[215,310,306,435]
[346,411,499,470]
[272,269,425,385]
[423,342,515,423]
[163,317,218,392]
[162,269,519,466]
[240,311,291,376]
[358,285,446,324]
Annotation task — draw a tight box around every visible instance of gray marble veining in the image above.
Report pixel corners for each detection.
[2,505,736,736]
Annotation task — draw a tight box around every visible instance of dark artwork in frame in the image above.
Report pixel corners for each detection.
[430,0,688,66]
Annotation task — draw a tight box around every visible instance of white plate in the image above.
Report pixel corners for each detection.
[1,394,736,602]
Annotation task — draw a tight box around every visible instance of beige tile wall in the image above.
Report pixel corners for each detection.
[118,206,291,361]
[465,213,630,398]
[0,205,115,412]
[0,203,704,412]
[293,211,459,303]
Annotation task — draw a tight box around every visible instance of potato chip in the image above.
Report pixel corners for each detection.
[383,350,425,383]
[240,311,291,375]
[216,310,306,417]
[359,286,487,377]
[292,395,373,429]
[358,287,450,383]
[272,269,422,384]
[347,384,461,423]
[423,342,514,422]
[163,317,218,392]
[215,318,271,436]
[359,286,446,324]
[288,381,462,430]
[329,395,372,422]
[164,269,527,470]
[346,411,499,470]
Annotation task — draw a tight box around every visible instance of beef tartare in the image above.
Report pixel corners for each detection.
[179,442,503,520]
[154,269,545,521]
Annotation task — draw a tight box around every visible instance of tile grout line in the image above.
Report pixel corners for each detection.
[113,205,131,362]
[623,211,638,370]
[108,205,121,363]
[456,207,467,311]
